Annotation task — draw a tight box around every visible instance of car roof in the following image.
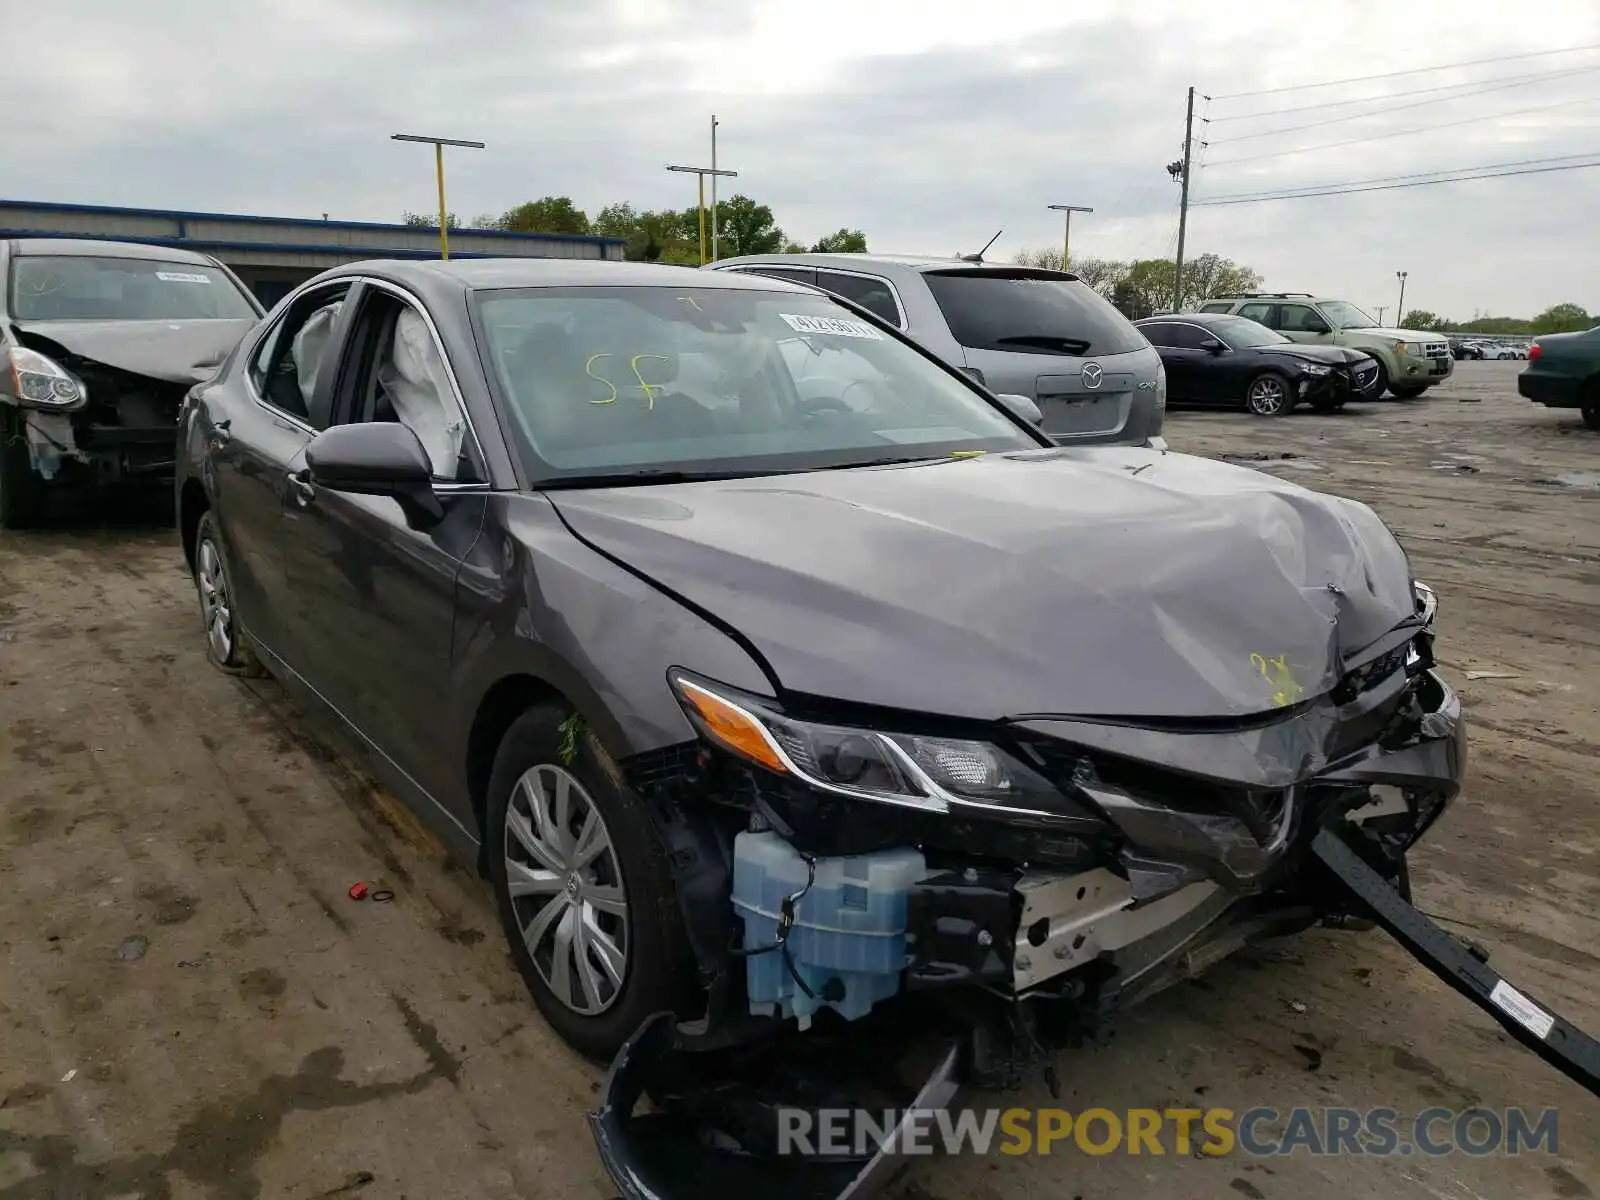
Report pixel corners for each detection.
[6,237,223,266]
[323,256,815,296]
[712,251,1083,280]
[1135,312,1234,325]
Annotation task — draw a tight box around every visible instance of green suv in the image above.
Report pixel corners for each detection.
[1198,293,1453,399]
[1519,325,1600,429]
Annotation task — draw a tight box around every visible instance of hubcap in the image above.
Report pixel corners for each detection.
[197,538,234,663]
[1249,378,1286,415]
[504,764,629,1016]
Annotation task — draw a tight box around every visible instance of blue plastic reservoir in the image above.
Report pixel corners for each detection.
[731,831,926,1029]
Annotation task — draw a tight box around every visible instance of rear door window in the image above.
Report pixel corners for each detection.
[814,270,902,327]
[1164,323,1212,349]
[731,265,816,287]
[922,269,1146,357]
[1139,322,1178,346]
[1237,302,1276,326]
[1198,302,1233,314]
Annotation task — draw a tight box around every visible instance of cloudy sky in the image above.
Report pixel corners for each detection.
[6,0,1597,318]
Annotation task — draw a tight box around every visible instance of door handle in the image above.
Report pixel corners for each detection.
[286,471,315,506]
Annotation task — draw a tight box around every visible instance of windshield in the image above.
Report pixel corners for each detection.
[1211,316,1289,349]
[475,285,1042,481]
[922,269,1147,357]
[1320,300,1380,330]
[8,255,260,322]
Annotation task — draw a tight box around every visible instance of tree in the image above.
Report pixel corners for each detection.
[1182,253,1262,304]
[812,228,867,253]
[497,195,591,235]
[401,210,458,229]
[1531,302,1592,335]
[1401,310,1444,331]
[1070,257,1128,297]
[708,194,787,258]
[1119,259,1176,317]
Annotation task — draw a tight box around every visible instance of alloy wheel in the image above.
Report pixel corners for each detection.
[503,764,630,1016]
[197,538,235,663]
[1247,377,1288,416]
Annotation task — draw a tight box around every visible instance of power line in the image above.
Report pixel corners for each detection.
[1207,43,1600,102]
[1203,94,1600,167]
[1191,159,1600,206]
[1197,150,1600,203]
[1206,66,1596,144]
[1206,63,1600,122]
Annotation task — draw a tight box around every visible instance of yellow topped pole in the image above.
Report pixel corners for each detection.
[697,174,706,265]
[435,142,449,260]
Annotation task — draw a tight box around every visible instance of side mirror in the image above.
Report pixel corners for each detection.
[995,392,1044,426]
[304,422,444,527]
[1202,338,1226,354]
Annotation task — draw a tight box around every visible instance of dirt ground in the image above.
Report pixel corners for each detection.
[1,360,1595,1200]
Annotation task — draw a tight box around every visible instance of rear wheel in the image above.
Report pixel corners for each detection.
[193,511,265,677]
[1245,372,1292,416]
[0,407,46,529]
[487,704,694,1060]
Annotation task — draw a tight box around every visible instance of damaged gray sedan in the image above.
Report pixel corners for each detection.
[1,238,262,526]
[176,259,1469,1198]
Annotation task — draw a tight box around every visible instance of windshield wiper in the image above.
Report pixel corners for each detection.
[815,455,949,471]
[993,335,1093,354]
[536,468,763,490]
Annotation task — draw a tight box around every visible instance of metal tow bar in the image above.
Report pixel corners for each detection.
[1312,827,1600,1098]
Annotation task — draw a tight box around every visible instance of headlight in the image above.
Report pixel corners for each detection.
[1302,363,1332,376]
[669,672,1074,818]
[1394,340,1408,355]
[5,346,86,410]
[1413,580,1437,627]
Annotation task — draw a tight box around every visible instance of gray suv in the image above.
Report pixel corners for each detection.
[709,253,1166,446]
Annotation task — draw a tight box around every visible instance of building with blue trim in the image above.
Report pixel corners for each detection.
[0,199,626,307]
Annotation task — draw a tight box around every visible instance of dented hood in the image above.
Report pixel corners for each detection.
[12,318,257,385]
[550,448,1421,721]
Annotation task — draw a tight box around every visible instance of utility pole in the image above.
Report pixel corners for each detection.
[1375,305,1388,326]
[391,133,485,260]
[1046,204,1094,270]
[1170,86,1196,312]
[1396,270,1409,322]
[666,162,738,264]
[711,115,721,262]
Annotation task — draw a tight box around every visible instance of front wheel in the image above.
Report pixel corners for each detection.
[487,704,694,1060]
[1390,385,1427,400]
[1245,372,1292,416]
[1368,359,1391,399]
[1581,400,1600,431]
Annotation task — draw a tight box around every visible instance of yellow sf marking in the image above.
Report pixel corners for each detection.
[949,450,988,458]
[585,354,619,404]
[1251,652,1305,708]
[630,355,673,410]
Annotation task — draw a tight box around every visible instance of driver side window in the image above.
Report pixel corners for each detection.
[247,283,352,427]
[1279,304,1327,333]
[335,290,482,483]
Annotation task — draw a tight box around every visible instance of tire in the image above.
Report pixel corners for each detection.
[1245,372,1293,416]
[487,704,694,1060]
[1582,400,1600,431]
[1390,385,1426,400]
[0,407,47,529]
[1310,397,1346,414]
[192,510,266,677]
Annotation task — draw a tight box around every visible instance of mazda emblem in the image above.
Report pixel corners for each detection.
[1081,362,1104,390]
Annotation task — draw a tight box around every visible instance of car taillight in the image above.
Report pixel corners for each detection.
[1528,343,1542,361]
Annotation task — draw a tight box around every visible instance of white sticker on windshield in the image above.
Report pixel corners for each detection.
[156,271,211,284]
[780,313,882,340]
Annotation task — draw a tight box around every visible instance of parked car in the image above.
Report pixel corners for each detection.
[1197,293,1453,398]
[1519,325,1600,428]
[708,253,1166,447]
[1448,337,1484,361]
[0,237,264,527]
[1135,312,1380,415]
[176,258,1461,1197]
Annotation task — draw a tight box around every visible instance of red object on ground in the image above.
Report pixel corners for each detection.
[348,881,370,901]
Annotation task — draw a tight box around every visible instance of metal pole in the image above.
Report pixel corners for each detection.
[435,142,449,260]
[710,115,720,261]
[1173,85,1195,312]
[1396,271,1408,321]
[698,174,706,265]
[1063,211,1071,268]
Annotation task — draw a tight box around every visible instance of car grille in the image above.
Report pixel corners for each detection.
[1353,361,1379,390]
[1422,342,1450,360]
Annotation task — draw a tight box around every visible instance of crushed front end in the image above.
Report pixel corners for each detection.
[593,582,1462,1196]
